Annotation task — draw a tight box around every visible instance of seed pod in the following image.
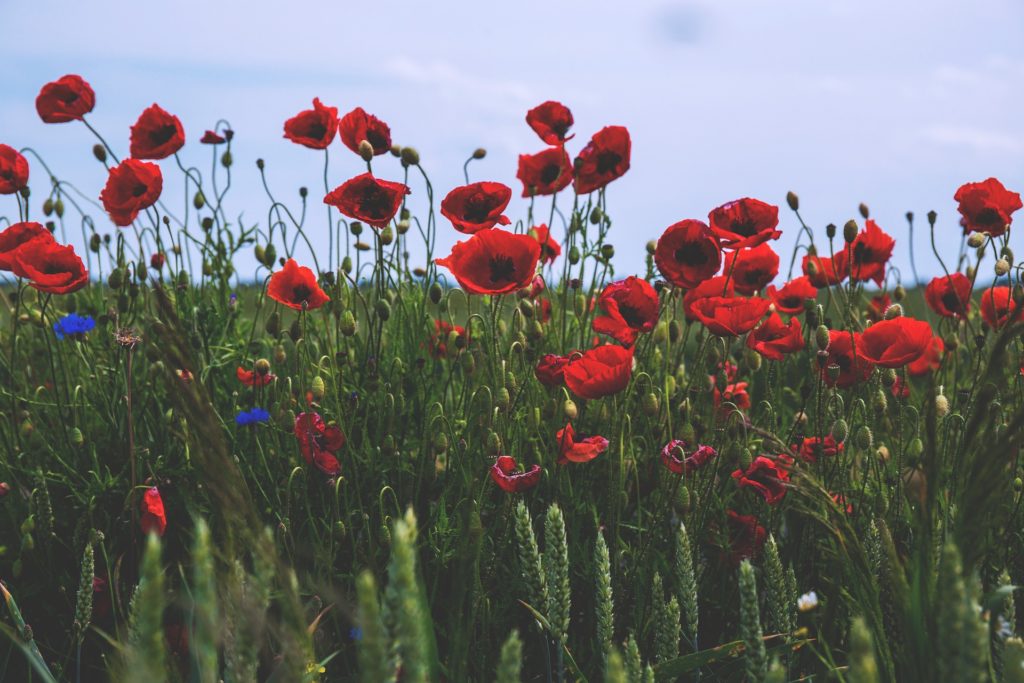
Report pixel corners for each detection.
[831,418,849,444]
[193,191,206,209]
[568,246,581,264]
[854,425,873,451]
[843,220,859,243]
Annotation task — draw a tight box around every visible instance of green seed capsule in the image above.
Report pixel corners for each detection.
[568,246,581,264]
[854,425,873,450]
[814,325,830,351]
[429,282,443,304]
[380,225,394,246]
[642,393,659,417]
[375,299,391,321]
[831,418,849,444]
[341,255,353,274]
[340,311,357,337]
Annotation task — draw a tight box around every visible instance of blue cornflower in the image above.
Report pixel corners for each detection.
[53,313,95,341]
[235,407,270,426]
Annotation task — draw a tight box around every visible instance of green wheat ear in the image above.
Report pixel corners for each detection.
[595,530,614,669]
[495,629,522,683]
[936,541,988,683]
[674,522,699,650]
[122,533,167,682]
[763,533,792,638]
[513,501,547,612]
[386,507,431,683]
[623,632,643,681]
[1003,637,1024,683]
[604,646,627,683]
[655,595,681,664]
[192,519,219,683]
[356,570,391,683]
[847,617,880,683]
[71,538,94,644]
[739,559,766,683]
[544,502,570,643]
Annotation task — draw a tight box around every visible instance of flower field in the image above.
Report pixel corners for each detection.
[2,75,1024,682]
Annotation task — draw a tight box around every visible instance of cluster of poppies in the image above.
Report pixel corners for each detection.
[0,221,88,294]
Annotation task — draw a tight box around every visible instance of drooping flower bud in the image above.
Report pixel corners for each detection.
[967,232,986,248]
[786,191,799,211]
[843,220,859,243]
[830,419,849,444]
[814,325,830,351]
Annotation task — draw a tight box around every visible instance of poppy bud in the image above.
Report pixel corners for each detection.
[461,351,476,374]
[786,191,799,211]
[805,258,820,278]
[893,285,906,302]
[255,358,271,375]
[428,282,444,305]
[858,203,870,219]
[221,151,233,167]
[496,387,511,411]
[568,246,581,264]
[43,198,54,216]
[642,393,659,417]
[854,425,873,450]
[600,244,615,260]
[843,220,858,243]
[881,368,896,388]
[1015,477,1023,492]
[108,268,124,289]
[70,427,85,447]
[20,419,33,438]
[966,232,985,248]
[350,222,363,236]
[1014,285,1024,305]
[288,319,302,342]
[590,206,603,225]
[995,259,1011,276]
[563,399,578,421]
[263,244,277,266]
[675,485,691,513]
[265,311,281,336]
[400,146,420,167]
[882,304,902,320]
[390,144,401,157]
[814,325,830,351]
[311,376,326,401]
[468,147,487,160]
[831,419,849,444]
[665,374,677,397]
[486,431,502,455]
[397,219,410,235]
[653,321,668,344]
[646,240,657,255]
[358,140,374,162]
[1003,246,1015,263]
[935,393,950,418]
[927,210,937,226]
[273,344,287,365]
[89,234,101,252]
[965,265,976,280]
[340,310,357,336]
[92,144,107,162]
[380,225,394,246]
[574,294,586,318]
[342,256,353,274]
[193,191,206,209]
[519,299,534,318]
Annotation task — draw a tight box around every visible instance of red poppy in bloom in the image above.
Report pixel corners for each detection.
[517,147,573,197]
[708,198,781,250]
[537,297,552,323]
[866,294,891,323]
[0,144,29,195]
[140,487,167,536]
[802,252,847,288]
[490,455,541,493]
[746,312,803,361]
[716,360,740,383]
[0,222,54,272]
[436,229,541,295]
[691,296,770,337]
[954,177,1022,237]
[732,455,790,505]
[573,126,631,195]
[338,107,392,157]
[526,101,574,145]
[535,353,573,387]
[428,319,467,358]
[100,159,163,226]
[527,274,546,299]
[724,510,767,565]
[440,182,512,234]
[859,317,933,368]
[981,286,1016,330]
[555,423,609,464]
[563,344,634,400]
[660,439,717,475]
[529,225,562,264]
[200,130,226,145]
[35,75,95,123]
[655,219,722,289]
[846,220,895,286]
[267,258,330,311]
[907,334,945,376]
[766,276,817,315]
[822,329,872,388]
[713,381,751,416]
[294,411,345,476]
[129,104,185,160]
[723,243,780,295]
[324,173,409,229]
[925,273,971,319]
[592,276,660,346]
[683,276,733,320]
[832,493,854,515]
[283,98,338,150]
[237,365,275,387]
[14,240,88,294]
[150,252,166,270]
[798,436,843,463]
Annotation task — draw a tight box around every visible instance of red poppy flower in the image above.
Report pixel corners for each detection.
[723,243,780,295]
[200,130,226,145]
[0,144,29,195]
[802,252,847,288]
[746,312,803,361]
[283,98,338,150]
[846,220,894,286]
[324,173,409,229]
[859,317,933,368]
[660,439,717,475]
[535,353,572,387]
[527,274,546,298]
[528,225,561,264]
[732,455,790,505]
[0,222,54,272]
[537,297,552,323]
[954,177,1022,237]
[129,104,185,160]
[140,487,167,536]
[490,455,541,493]
[436,229,541,295]
[526,101,574,145]
[713,381,751,415]
[907,334,944,376]
[716,360,740,383]
[440,182,512,234]
[766,276,817,315]
[822,329,872,388]
[866,294,891,323]
[592,276,660,346]
[100,159,163,226]
[555,423,609,464]
[655,219,722,289]
[981,286,1016,330]
[428,319,467,358]
[725,510,766,565]
[891,375,910,399]
[237,365,275,387]
[573,126,631,195]
[35,75,95,123]
[925,273,971,319]
[692,295,770,337]
[563,344,633,400]
[708,198,781,250]
[338,107,392,157]
[150,252,166,270]
[683,276,733,320]
[267,258,330,311]
[294,411,345,476]
[798,436,843,463]
[517,146,573,197]
[832,492,854,515]
[14,240,88,294]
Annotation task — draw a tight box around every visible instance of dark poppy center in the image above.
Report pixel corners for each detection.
[780,296,800,309]
[150,124,179,147]
[359,186,392,219]
[595,151,621,175]
[292,284,312,303]
[488,254,516,284]
[462,195,497,223]
[674,242,710,266]
[305,121,328,141]
[730,220,758,237]
[59,91,80,104]
[367,129,388,151]
[551,120,570,138]
[975,207,1002,227]
[540,163,562,185]
[618,302,645,328]
[132,183,149,198]
[941,289,964,314]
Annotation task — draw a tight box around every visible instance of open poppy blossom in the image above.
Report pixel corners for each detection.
[925,273,971,318]
[847,220,895,286]
[0,144,29,195]
[129,104,185,160]
[428,319,467,358]
[563,344,634,399]
[535,353,573,387]
[724,510,766,565]
[682,276,733,320]
[822,329,872,388]
[661,439,717,475]
[140,487,167,536]
[435,229,541,295]
[283,98,338,149]
[294,411,345,476]
[35,75,95,123]
[859,317,933,368]
[324,172,409,228]
[490,455,541,493]
[746,312,803,361]
[954,177,1022,237]
[866,294,891,323]
[709,198,781,250]
[732,455,791,505]
[267,258,330,311]
[338,107,392,157]
[100,159,163,226]
[655,219,722,289]
[555,423,609,464]
[526,101,574,145]
[237,365,275,387]
[802,252,847,288]
[529,225,562,264]
[907,334,945,376]
[517,146,573,197]
[573,126,631,195]
[713,381,751,416]
[592,276,660,346]
[798,436,843,463]
[440,182,512,234]
[0,222,54,272]
[691,295,770,337]
[200,130,226,145]
[765,276,817,315]
[980,286,1016,330]
[14,240,88,294]
[723,243,780,294]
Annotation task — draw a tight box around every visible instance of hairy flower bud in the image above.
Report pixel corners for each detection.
[831,419,849,444]
[563,399,578,421]
[858,203,870,219]
[967,232,986,248]
[995,258,1011,277]
[358,140,374,162]
[843,220,859,243]
[814,325,830,351]
[786,191,799,211]
[400,146,420,167]
[854,425,873,451]
[884,304,903,319]
[340,310,357,336]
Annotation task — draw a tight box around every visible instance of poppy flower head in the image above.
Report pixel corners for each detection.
[324,172,409,228]
[655,219,722,289]
[691,295,771,337]
[526,101,574,145]
[0,222,55,272]
[35,75,95,123]
[267,259,330,311]
[592,276,660,346]
[709,198,781,250]
[907,334,945,376]
[723,243,780,295]
[822,329,872,388]
[682,276,733,320]
[150,252,166,270]
[954,177,1022,237]
[765,276,817,315]
[237,365,275,387]
[573,125,631,195]
[847,220,895,286]
[556,423,609,464]
[200,130,226,145]
[980,286,1017,330]
[440,182,512,234]
[100,159,163,226]
[283,98,338,149]
[798,435,843,463]
[428,319,467,358]
[517,146,573,197]
[732,455,791,505]
[436,229,541,296]
[140,487,167,536]
[746,312,804,361]
[924,273,971,319]
[859,317,933,368]
[529,225,562,264]
[563,344,634,400]
[724,510,766,565]
[490,455,542,493]
[661,439,717,475]
[802,252,847,288]
[129,104,185,160]
[294,411,345,476]
[338,107,392,157]
[0,144,30,195]
[535,353,573,387]
[15,240,88,295]
[713,381,751,416]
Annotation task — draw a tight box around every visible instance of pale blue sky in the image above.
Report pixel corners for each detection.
[2,0,1022,284]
